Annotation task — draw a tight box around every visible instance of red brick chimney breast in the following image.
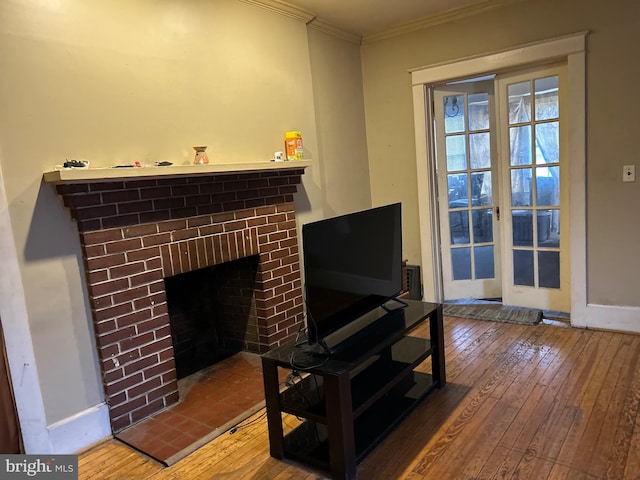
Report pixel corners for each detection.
[54,169,306,431]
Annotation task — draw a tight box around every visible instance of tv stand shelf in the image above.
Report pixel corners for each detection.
[261,300,445,480]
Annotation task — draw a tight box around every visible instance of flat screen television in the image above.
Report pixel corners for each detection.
[302,203,403,349]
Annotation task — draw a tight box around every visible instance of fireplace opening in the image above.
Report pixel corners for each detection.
[165,255,260,379]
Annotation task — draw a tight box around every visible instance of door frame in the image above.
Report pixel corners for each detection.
[410,32,587,325]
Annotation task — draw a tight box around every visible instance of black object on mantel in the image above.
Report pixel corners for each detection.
[63,160,87,168]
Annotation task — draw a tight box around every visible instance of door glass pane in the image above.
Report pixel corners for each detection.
[451,248,471,280]
[448,173,468,208]
[539,251,560,288]
[535,76,559,121]
[475,246,495,279]
[509,125,532,165]
[469,133,491,169]
[468,93,489,130]
[444,95,465,133]
[450,211,470,244]
[472,209,493,242]
[513,250,534,286]
[512,209,533,247]
[538,210,559,247]
[537,210,552,245]
[508,81,531,124]
[471,172,492,206]
[535,122,559,164]
[446,135,467,171]
[511,169,532,206]
[536,167,559,206]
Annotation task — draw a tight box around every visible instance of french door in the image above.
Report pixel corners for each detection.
[434,64,570,313]
[497,64,569,312]
[434,80,502,300]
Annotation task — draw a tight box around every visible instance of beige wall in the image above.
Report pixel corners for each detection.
[306,27,371,220]
[361,0,640,308]
[0,0,371,428]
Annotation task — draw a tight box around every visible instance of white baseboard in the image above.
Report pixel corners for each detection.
[574,303,640,334]
[46,403,112,454]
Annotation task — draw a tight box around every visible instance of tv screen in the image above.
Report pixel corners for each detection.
[302,203,403,347]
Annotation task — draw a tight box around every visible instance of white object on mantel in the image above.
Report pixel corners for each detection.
[43,161,312,184]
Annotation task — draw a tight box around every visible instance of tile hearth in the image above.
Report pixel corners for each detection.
[115,351,270,466]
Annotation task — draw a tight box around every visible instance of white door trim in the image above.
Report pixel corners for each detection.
[410,32,587,85]
[411,32,589,328]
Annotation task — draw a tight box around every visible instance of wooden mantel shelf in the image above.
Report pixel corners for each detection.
[43,160,311,184]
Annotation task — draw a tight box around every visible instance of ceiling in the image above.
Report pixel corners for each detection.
[281,0,495,37]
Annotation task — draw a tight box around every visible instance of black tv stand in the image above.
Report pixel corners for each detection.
[261,300,445,480]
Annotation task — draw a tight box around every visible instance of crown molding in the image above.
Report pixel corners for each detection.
[362,0,526,44]
[239,0,526,46]
[240,0,362,44]
[308,18,362,45]
[238,0,315,24]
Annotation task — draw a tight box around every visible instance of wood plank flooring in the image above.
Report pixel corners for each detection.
[78,317,640,479]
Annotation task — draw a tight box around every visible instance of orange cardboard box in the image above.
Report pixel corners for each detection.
[284,131,303,161]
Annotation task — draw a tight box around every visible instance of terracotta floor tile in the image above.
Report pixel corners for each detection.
[190,409,216,424]
[202,415,230,429]
[168,432,195,451]
[149,443,179,462]
[139,438,167,454]
[157,426,184,443]
[174,416,203,432]
[116,427,148,445]
[153,410,180,425]
[168,414,194,429]
[188,423,214,438]
[144,418,170,435]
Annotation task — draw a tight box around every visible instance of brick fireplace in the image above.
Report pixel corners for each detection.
[51,165,307,432]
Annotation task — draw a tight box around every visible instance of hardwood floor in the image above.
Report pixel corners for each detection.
[78,317,640,479]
